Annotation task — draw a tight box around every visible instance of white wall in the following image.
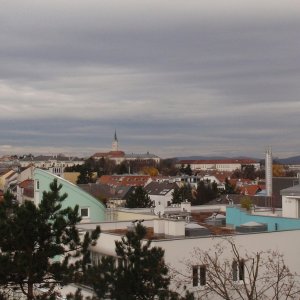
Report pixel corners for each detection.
[150,191,173,207]
[282,196,300,218]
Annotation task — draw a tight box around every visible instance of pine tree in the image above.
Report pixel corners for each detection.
[85,223,170,300]
[0,179,100,300]
[172,186,182,204]
[125,186,152,208]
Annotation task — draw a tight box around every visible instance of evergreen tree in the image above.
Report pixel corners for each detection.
[76,164,94,184]
[171,184,194,204]
[194,181,219,205]
[224,177,236,194]
[125,186,152,208]
[184,164,193,176]
[0,179,100,300]
[180,184,194,202]
[172,186,182,204]
[85,223,170,300]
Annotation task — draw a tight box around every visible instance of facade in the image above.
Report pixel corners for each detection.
[281,184,300,218]
[177,159,260,172]
[34,169,106,223]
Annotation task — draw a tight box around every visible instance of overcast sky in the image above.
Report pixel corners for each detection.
[1,0,300,159]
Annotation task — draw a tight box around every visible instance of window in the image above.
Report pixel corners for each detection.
[192,265,206,287]
[36,180,40,190]
[80,207,89,218]
[232,259,245,281]
[239,259,245,281]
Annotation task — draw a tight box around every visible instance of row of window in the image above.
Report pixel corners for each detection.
[192,260,245,287]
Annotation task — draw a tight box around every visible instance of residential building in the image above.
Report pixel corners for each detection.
[144,181,177,207]
[16,179,34,203]
[0,169,18,191]
[34,169,106,223]
[70,182,300,299]
[19,155,84,169]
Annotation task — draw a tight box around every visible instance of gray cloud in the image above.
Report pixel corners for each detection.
[0,0,300,158]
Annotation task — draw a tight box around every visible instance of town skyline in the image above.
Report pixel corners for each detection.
[1,0,300,159]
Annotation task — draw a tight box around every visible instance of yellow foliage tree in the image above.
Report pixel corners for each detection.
[142,166,159,176]
[272,164,285,177]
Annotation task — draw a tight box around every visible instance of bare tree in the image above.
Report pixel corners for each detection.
[175,238,300,300]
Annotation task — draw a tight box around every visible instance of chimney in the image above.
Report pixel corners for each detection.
[265,146,273,197]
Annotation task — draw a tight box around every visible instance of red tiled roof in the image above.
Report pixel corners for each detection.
[239,185,262,196]
[19,179,34,189]
[108,151,125,157]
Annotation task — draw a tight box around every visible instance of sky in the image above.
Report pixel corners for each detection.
[1,0,300,159]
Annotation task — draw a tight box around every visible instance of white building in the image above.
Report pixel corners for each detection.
[177,159,260,172]
[77,213,300,299]
[144,181,177,207]
[281,184,300,218]
[19,155,84,169]
[72,180,300,299]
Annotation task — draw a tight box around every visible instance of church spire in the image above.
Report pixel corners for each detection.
[114,129,118,142]
[112,129,118,151]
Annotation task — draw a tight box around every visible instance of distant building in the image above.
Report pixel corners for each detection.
[19,155,84,170]
[92,131,160,165]
[177,159,260,172]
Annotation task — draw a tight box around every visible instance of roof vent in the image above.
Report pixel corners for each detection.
[236,221,268,233]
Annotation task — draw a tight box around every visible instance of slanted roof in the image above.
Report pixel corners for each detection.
[98,175,151,187]
[239,185,262,196]
[280,184,300,196]
[79,183,133,200]
[144,181,177,195]
[19,179,34,189]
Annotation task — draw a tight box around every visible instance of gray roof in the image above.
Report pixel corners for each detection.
[145,181,177,195]
[79,183,133,200]
[125,153,160,159]
[280,184,300,196]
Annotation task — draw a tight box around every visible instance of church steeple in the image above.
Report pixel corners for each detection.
[112,129,118,151]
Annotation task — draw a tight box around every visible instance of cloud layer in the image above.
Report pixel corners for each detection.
[1,0,300,158]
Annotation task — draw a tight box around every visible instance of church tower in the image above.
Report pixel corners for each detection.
[112,129,119,151]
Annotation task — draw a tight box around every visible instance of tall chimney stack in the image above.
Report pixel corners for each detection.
[265,146,273,197]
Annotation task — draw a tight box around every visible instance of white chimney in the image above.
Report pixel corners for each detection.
[265,146,273,197]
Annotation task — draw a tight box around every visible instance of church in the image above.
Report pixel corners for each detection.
[92,131,160,165]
